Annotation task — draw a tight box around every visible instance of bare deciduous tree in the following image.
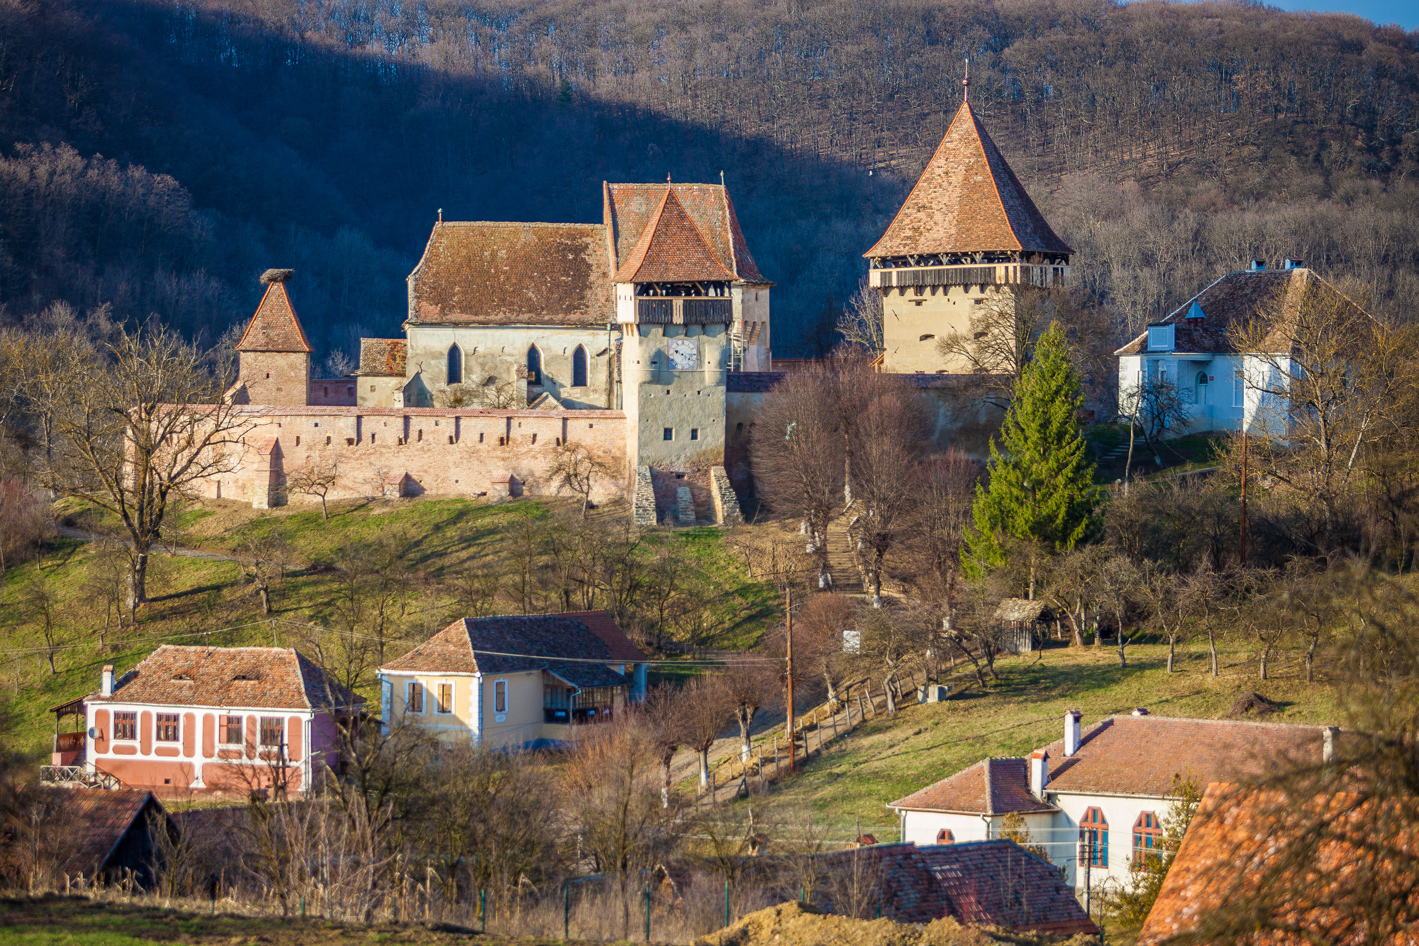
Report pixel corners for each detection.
[28,324,253,613]
[287,459,339,519]
[834,278,884,355]
[547,442,618,518]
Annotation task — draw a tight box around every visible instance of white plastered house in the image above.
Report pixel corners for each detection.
[1114,260,1368,437]
[888,710,1340,895]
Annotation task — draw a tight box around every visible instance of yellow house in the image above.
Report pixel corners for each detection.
[377,611,647,749]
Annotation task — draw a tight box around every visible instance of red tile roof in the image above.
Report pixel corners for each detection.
[235,281,313,353]
[87,646,363,712]
[812,841,1097,934]
[407,223,613,326]
[893,716,1336,810]
[381,611,645,680]
[357,338,406,377]
[1114,267,1371,356]
[605,182,766,283]
[889,758,1056,815]
[865,102,1072,259]
[612,188,737,284]
[61,788,170,877]
[1041,716,1330,796]
[1139,784,1416,945]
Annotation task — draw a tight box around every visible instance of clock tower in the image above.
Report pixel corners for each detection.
[612,186,739,473]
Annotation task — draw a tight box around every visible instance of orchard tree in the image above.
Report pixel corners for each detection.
[964,323,1100,587]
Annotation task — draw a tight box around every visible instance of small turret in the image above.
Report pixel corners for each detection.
[233,270,313,406]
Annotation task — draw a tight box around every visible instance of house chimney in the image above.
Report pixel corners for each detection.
[101,665,114,697]
[1284,257,1304,270]
[1064,710,1082,757]
[1323,726,1338,764]
[1249,259,1266,272]
[1029,750,1050,797]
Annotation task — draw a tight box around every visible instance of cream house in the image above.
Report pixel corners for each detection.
[888,711,1341,896]
[377,611,647,750]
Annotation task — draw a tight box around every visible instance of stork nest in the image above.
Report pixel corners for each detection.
[1229,691,1281,718]
[260,268,294,284]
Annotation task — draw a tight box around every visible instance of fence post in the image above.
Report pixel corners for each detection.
[564,883,570,940]
[480,889,486,934]
[724,880,731,929]
[645,881,652,942]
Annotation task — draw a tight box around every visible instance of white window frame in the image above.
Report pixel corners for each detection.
[494,679,508,715]
[406,681,425,715]
[219,714,243,746]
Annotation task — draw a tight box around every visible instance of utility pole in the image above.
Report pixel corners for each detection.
[785,585,795,776]
[1240,429,1249,566]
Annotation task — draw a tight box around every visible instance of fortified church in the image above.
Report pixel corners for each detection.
[210,82,1069,524]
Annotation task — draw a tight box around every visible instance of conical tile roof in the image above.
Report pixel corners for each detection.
[613,188,737,283]
[865,102,1072,259]
[235,281,312,353]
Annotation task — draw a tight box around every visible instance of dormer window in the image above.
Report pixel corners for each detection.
[1147,324,1175,352]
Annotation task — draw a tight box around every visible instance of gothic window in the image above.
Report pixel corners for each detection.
[1080,807,1109,867]
[527,346,542,385]
[572,345,588,387]
[1133,811,1163,858]
[447,345,463,384]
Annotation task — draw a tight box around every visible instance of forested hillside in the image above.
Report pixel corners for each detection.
[1,0,1416,356]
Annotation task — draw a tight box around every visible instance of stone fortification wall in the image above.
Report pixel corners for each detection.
[199,406,627,508]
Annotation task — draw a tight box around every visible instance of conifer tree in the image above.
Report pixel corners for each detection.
[964,323,1099,580]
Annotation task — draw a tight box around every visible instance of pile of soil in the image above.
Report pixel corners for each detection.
[695,902,1092,946]
[1229,692,1281,718]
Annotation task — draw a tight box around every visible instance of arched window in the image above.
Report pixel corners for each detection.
[527,346,542,385]
[935,828,955,844]
[1133,811,1163,859]
[572,345,588,387]
[1195,370,1208,404]
[447,345,463,385]
[1080,807,1109,868]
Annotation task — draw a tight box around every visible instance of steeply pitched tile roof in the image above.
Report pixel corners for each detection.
[1114,267,1370,356]
[381,611,645,679]
[1041,716,1331,796]
[87,646,364,712]
[1140,784,1417,945]
[407,223,614,326]
[357,338,406,377]
[61,789,169,877]
[612,188,737,283]
[235,281,313,353]
[889,758,1056,815]
[812,842,1096,934]
[605,182,766,283]
[865,102,1072,259]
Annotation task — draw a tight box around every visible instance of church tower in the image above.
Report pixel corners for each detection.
[613,186,738,473]
[232,269,313,406]
[865,73,1072,374]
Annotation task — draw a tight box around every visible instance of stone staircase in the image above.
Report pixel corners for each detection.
[824,518,864,594]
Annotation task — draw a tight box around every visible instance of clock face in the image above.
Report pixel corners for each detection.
[668,338,698,371]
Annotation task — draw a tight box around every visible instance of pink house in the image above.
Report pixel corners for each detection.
[51,646,363,796]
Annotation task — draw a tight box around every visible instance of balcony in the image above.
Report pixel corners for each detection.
[55,731,86,753]
[637,298,732,325]
[868,262,1067,291]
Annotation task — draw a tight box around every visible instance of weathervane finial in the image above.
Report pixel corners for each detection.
[963,58,970,103]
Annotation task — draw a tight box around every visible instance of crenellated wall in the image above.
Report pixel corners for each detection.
[196,406,628,508]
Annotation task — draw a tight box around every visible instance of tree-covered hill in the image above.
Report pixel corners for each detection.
[1,0,1416,355]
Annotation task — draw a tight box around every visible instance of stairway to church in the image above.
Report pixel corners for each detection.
[824,518,864,595]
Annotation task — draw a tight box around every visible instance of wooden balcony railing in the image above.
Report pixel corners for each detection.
[637,298,732,324]
[868,262,1067,290]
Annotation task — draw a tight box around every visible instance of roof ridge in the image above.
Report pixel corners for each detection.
[983,756,995,816]
[1103,713,1340,732]
[967,105,1024,250]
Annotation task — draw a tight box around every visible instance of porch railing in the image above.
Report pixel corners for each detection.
[39,765,122,790]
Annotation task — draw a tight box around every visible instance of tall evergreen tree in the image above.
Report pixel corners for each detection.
[964,323,1100,581]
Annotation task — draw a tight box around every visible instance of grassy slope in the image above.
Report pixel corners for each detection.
[760,640,1342,832]
[0,498,776,760]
